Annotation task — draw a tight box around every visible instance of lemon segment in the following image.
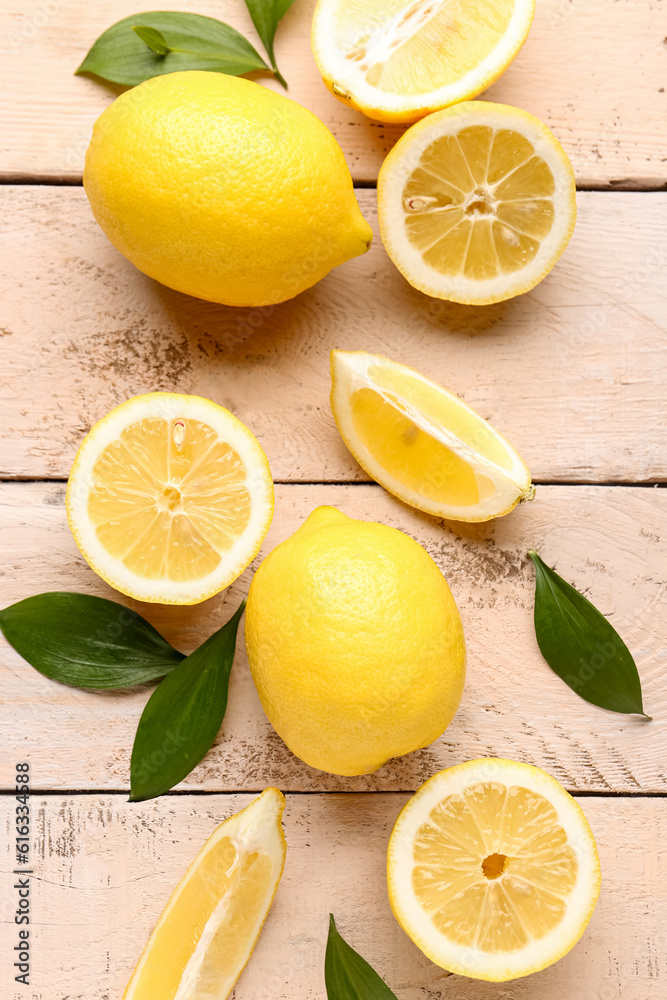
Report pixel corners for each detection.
[312,0,535,123]
[387,760,601,982]
[123,788,287,1000]
[378,102,577,303]
[66,393,274,605]
[330,350,533,522]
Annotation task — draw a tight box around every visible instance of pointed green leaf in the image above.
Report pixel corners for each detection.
[325,914,398,1000]
[244,0,296,88]
[76,12,269,88]
[132,25,171,56]
[0,592,184,689]
[528,551,650,718]
[130,600,246,801]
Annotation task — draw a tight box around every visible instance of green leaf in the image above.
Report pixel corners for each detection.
[528,551,650,718]
[130,600,246,801]
[325,914,398,1000]
[0,592,184,689]
[132,25,171,56]
[75,11,269,88]
[244,0,296,88]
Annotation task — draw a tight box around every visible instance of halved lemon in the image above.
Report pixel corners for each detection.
[330,350,533,521]
[387,760,601,982]
[378,102,577,303]
[66,393,274,605]
[123,788,287,1000]
[312,0,535,123]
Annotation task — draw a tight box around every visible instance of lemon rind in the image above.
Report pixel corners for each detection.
[377,102,577,304]
[66,392,274,605]
[330,350,533,522]
[84,72,374,308]
[387,759,601,982]
[312,0,535,124]
[123,788,287,1000]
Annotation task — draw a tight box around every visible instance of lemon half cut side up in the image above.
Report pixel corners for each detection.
[377,102,577,304]
[387,760,601,982]
[66,393,274,605]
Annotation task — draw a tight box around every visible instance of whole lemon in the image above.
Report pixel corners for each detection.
[245,507,466,775]
[83,71,372,307]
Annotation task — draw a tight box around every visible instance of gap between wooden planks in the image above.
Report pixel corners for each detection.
[1,188,666,483]
[0,792,665,999]
[0,0,665,185]
[0,481,665,795]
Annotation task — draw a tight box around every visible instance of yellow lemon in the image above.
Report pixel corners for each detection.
[312,0,535,123]
[377,101,577,303]
[387,759,601,981]
[123,788,286,1000]
[245,506,466,776]
[331,350,533,522]
[66,392,274,605]
[84,71,372,307]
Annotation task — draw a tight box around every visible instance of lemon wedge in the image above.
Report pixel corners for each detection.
[378,102,577,303]
[123,788,287,1000]
[330,350,533,521]
[312,0,535,123]
[66,393,274,605]
[387,760,601,982]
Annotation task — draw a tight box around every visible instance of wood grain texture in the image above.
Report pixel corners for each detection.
[1,188,666,483]
[1,792,665,999]
[0,481,664,794]
[0,0,665,185]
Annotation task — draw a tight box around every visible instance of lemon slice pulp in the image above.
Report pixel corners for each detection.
[330,350,533,521]
[312,0,535,122]
[378,102,577,303]
[123,788,287,1000]
[387,760,601,982]
[66,393,274,604]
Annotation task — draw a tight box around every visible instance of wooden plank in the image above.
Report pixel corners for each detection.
[0,0,665,185]
[0,481,665,794]
[1,187,666,484]
[1,792,665,998]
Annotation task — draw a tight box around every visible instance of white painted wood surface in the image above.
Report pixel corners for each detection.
[1,792,665,999]
[0,0,665,185]
[1,2,665,996]
[2,188,666,483]
[1,482,664,794]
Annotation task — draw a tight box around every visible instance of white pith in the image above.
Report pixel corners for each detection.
[312,0,535,120]
[331,350,532,521]
[378,102,577,304]
[66,393,274,605]
[387,760,601,982]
